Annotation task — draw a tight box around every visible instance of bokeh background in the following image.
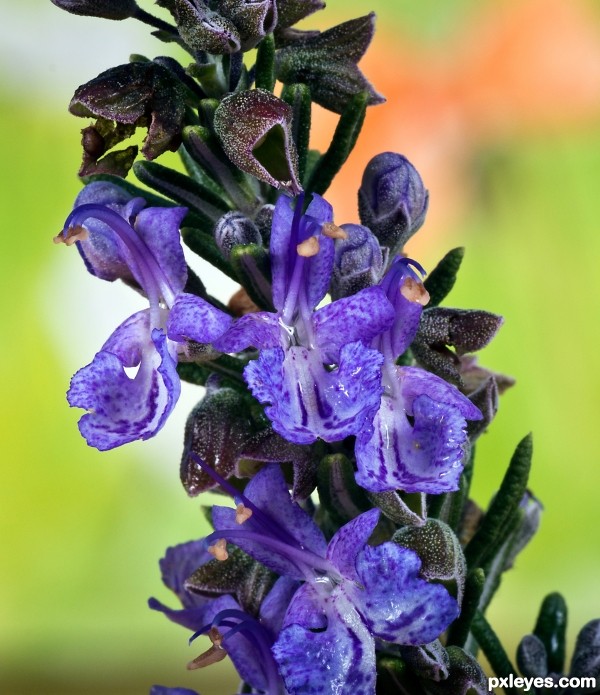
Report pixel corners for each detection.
[2,1,600,693]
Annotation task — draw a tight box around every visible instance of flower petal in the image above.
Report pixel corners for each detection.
[212,311,280,353]
[313,286,395,362]
[158,540,213,607]
[400,367,482,420]
[326,509,380,582]
[134,205,188,296]
[167,292,233,344]
[274,593,376,695]
[349,542,459,644]
[67,326,180,450]
[355,392,470,494]
[244,342,384,444]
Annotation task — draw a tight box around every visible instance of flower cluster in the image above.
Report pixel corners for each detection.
[49,0,589,693]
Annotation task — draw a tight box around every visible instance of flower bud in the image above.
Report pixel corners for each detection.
[158,0,241,54]
[330,223,384,299]
[517,634,548,678]
[50,0,137,19]
[275,0,324,29]
[214,89,302,194]
[425,646,488,695]
[358,152,429,252]
[393,519,467,605]
[214,211,262,259]
[216,0,278,50]
[570,620,600,684]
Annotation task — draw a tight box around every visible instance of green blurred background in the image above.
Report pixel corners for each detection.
[2,1,600,693]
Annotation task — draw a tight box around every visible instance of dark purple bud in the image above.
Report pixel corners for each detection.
[393,519,467,606]
[275,14,384,114]
[215,0,278,50]
[157,0,241,54]
[570,620,600,685]
[70,62,186,161]
[400,641,450,682]
[215,211,262,259]
[517,634,548,678]
[180,376,254,496]
[79,120,138,177]
[254,203,275,240]
[50,0,137,19]
[214,89,301,194]
[358,152,429,251]
[330,223,384,299]
[275,0,324,29]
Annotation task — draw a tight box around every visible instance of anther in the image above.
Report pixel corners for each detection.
[400,277,430,306]
[296,235,320,257]
[53,225,89,246]
[208,538,229,561]
[235,503,253,525]
[321,222,348,240]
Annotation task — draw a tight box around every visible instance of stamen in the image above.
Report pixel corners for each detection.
[187,629,227,670]
[400,277,430,306]
[53,225,89,246]
[296,235,320,257]
[235,503,253,525]
[321,222,348,240]
[207,538,229,561]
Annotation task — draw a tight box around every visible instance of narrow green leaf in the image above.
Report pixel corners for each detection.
[534,593,567,674]
[471,612,520,695]
[424,247,465,306]
[255,34,276,91]
[464,434,532,569]
[447,568,485,648]
[133,160,229,224]
[304,91,368,196]
[281,83,311,183]
[317,454,370,525]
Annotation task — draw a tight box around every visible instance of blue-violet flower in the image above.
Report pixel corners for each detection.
[355,257,483,493]
[56,181,228,450]
[202,462,459,694]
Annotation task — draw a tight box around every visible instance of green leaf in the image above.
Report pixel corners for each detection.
[424,247,465,306]
[281,83,311,183]
[464,434,532,570]
[255,34,276,91]
[471,612,520,695]
[534,592,567,674]
[447,568,485,648]
[133,159,230,224]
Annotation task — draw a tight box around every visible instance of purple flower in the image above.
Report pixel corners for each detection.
[212,193,395,444]
[355,258,482,493]
[149,537,294,694]
[203,463,459,695]
[57,181,231,450]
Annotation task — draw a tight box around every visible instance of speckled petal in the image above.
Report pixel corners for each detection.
[259,576,300,635]
[150,686,200,695]
[355,392,470,494]
[67,327,180,450]
[134,205,188,296]
[167,292,233,344]
[274,593,376,695]
[244,342,384,444]
[400,367,483,420]
[147,597,211,632]
[212,311,280,352]
[313,286,395,362]
[349,543,459,644]
[73,182,144,282]
[326,509,380,583]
